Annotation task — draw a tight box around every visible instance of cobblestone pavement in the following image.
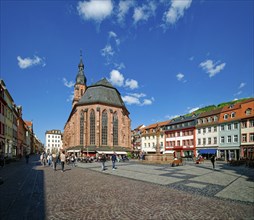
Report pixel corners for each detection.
[0,155,254,220]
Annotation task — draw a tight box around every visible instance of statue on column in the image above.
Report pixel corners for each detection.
[155,124,161,155]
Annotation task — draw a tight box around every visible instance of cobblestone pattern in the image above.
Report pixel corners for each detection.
[0,156,254,220]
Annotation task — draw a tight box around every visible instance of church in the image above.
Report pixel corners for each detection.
[63,55,131,154]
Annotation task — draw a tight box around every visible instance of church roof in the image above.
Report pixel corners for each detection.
[78,78,126,109]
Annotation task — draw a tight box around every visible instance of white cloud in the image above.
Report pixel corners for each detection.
[122,95,140,105]
[108,69,139,90]
[188,107,199,113]
[234,91,242,96]
[108,31,120,46]
[133,2,156,24]
[101,44,115,57]
[176,73,184,81]
[117,0,134,23]
[77,0,113,22]
[63,78,75,88]
[128,93,146,98]
[199,59,226,77]
[109,69,124,86]
[125,78,139,89]
[67,91,74,102]
[163,0,192,25]
[17,55,45,69]
[142,99,153,105]
[165,114,179,120]
[122,93,154,106]
[114,62,125,70]
[109,31,117,38]
[101,31,121,65]
[239,82,246,89]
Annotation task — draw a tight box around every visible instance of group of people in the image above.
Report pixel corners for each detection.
[39,151,125,172]
[40,151,75,172]
[100,152,117,171]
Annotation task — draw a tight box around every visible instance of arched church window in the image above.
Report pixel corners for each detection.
[113,112,118,146]
[102,110,108,145]
[90,110,95,145]
[80,111,84,146]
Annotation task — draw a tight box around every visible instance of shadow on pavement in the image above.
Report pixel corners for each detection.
[0,155,45,220]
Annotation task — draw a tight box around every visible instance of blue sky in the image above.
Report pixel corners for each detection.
[1,0,253,144]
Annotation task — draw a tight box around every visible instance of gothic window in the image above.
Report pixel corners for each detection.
[80,111,84,146]
[90,110,95,145]
[113,112,118,146]
[102,110,108,145]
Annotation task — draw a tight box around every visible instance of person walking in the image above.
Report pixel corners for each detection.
[101,153,106,171]
[52,153,57,171]
[71,154,76,167]
[60,151,66,172]
[211,155,215,170]
[40,152,46,166]
[25,152,29,164]
[111,152,117,170]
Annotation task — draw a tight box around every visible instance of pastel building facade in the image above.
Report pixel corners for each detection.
[141,121,169,154]
[196,109,221,157]
[239,100,254,159]
[164,115,197,158]
[138,98,254,160]
[45,129,63,154]
[218,103,246,160]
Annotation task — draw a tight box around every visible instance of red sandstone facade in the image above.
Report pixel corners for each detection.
[63,56,131,150]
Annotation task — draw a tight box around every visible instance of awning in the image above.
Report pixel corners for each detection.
[163,150,174,154]
[198,149,216,154]
[96,151,127,155]
[67,150,81,153]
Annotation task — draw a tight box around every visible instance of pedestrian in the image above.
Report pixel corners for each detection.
[111,152,117,170]
[60,151,66,172]
[71,154,75,167]
[52,153,57,171]
[211,155,215,170]
[25,152,29,164]
[47,154,52,166]
[101,153,106,171]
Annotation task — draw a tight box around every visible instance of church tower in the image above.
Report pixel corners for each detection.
[72,52,87,107]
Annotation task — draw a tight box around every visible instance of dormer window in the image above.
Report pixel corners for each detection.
[231,112,236,118]
[208,117,212,122]
[245,108,252,115]
[198,119,202,124]
[202,118,207,123]
[224,114,229,120]
[229,104,234,109]
[214,116,218,121]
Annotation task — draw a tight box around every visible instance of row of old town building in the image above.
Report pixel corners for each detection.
[0,79,43,159]
[44,57,253,162]
[132,98,254,161]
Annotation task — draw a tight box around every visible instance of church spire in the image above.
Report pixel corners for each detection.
[73,51,87,107]
[76,50,86,85]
